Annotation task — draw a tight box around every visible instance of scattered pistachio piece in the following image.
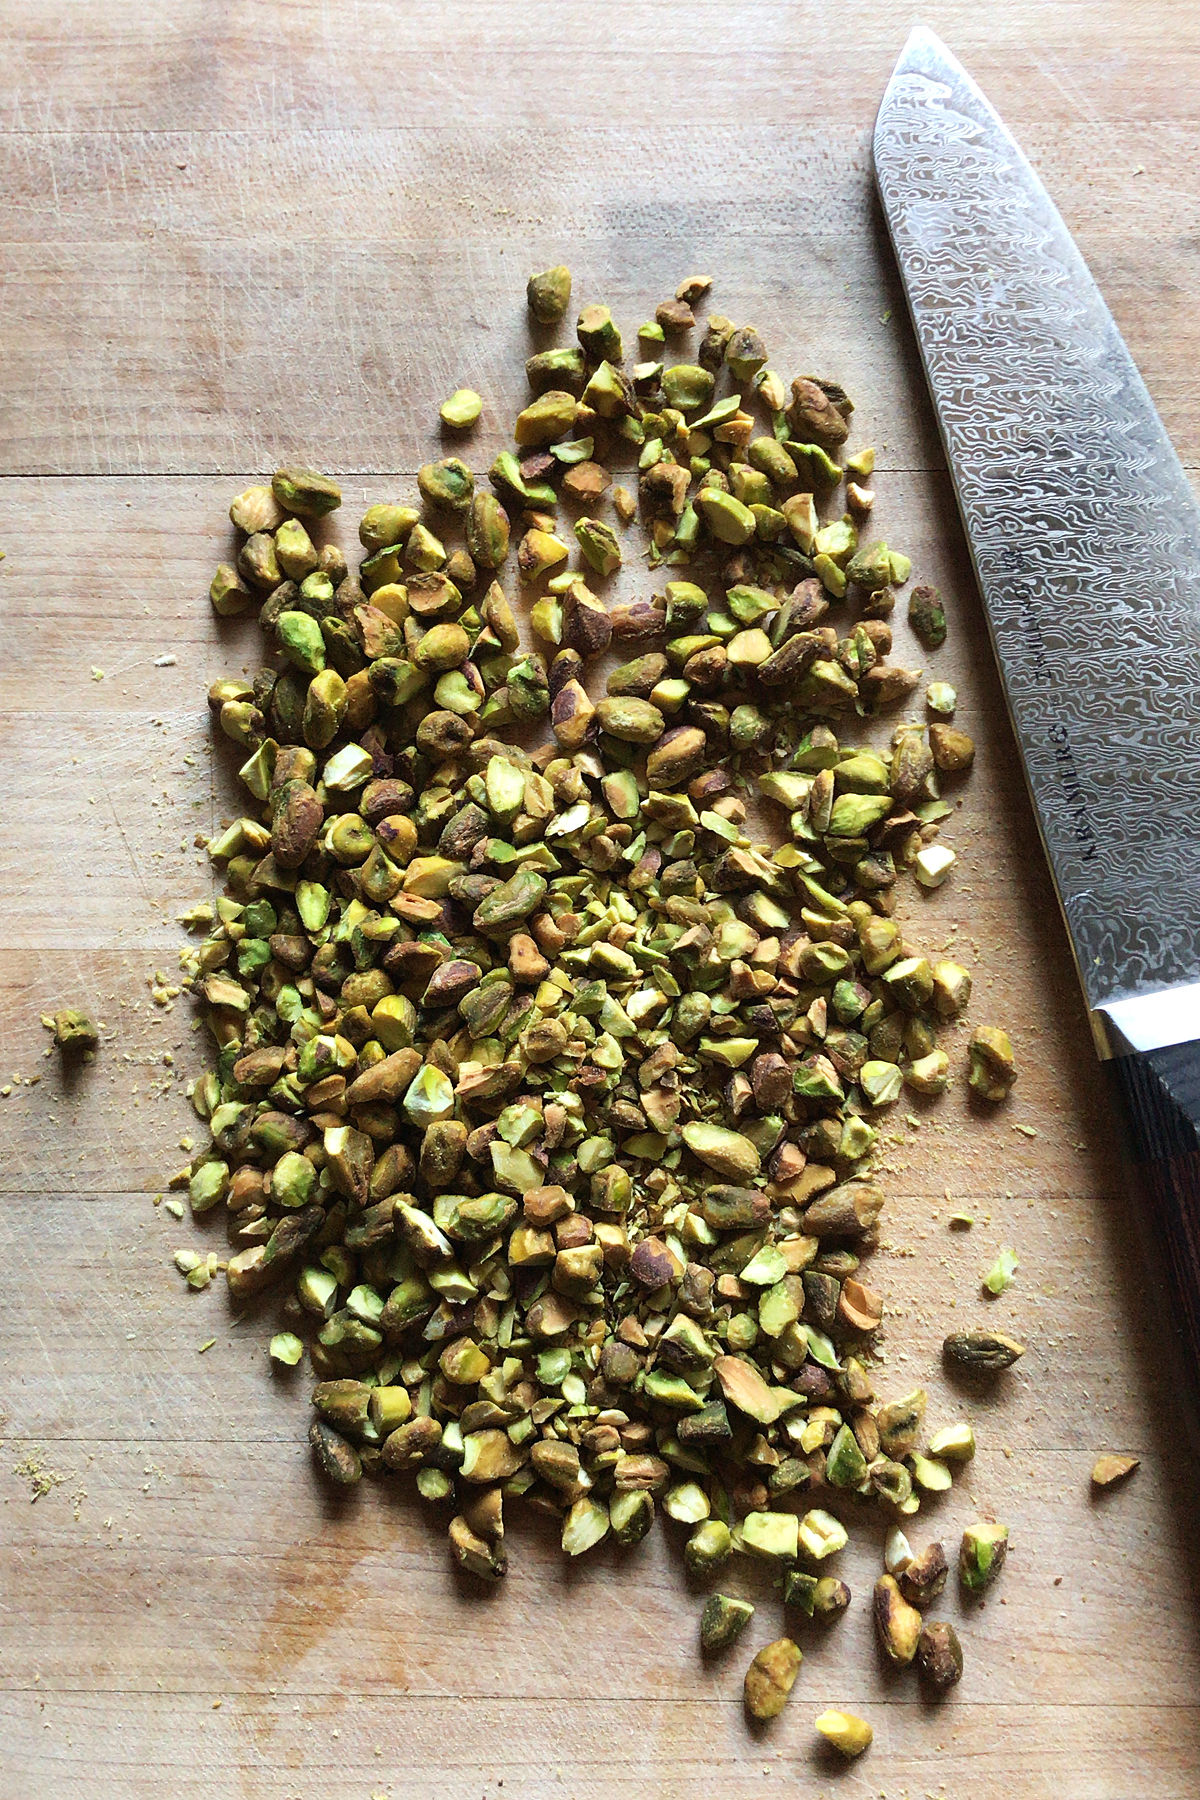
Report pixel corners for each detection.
[982,1246,1019,1295]
[743,1638,802,1720]
[440,388,483,430]
[814,1711,873,1758]
[1092,1453,1139,1488]
[943,1329,1025,1371]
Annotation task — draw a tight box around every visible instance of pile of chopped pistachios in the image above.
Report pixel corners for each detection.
[175,268,1019,1716]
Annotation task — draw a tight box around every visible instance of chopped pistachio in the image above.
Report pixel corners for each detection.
[943,1329,1025,1371]
[167,274,1011,1625]
[814,1712,873,1758]
[269,1332,304,1367]
[968,1026,1016,1101]
[873,1574,922,1665]
[1091,1453,1139,1488]
[700,1593,754,1652]
[527,265,572,324]
[982,1246,1019,1295]
[52,1008,99,1052]
[959,1519,1009,1592]
[917,1620,963,1691]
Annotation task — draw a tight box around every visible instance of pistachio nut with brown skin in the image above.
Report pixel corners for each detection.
[873,1575,922,1666]
[917,1621,963,1692]
[787,378,850,445]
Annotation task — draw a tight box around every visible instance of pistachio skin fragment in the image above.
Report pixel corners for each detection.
[743,1638,802,1720]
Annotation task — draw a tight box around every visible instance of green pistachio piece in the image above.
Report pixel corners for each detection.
[527,265,572,324]
[691,487,753,546]
[418,457,475,512]
[574,517,622,576]
[440,388,483,429]
[576,303,623,363]
[272,466,342,517]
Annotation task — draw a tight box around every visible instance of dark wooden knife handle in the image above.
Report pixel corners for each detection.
[1111,1042,1200,1384]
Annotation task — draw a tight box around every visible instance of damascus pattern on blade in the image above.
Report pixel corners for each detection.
[874,30,1200,1015]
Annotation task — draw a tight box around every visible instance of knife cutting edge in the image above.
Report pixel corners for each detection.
[874,28,1200,1367]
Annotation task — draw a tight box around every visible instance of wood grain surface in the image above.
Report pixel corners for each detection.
[2,5,1200,1797]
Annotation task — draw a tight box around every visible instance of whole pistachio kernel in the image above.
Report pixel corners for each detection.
[662,364,715,411]
[440,387,483,429]
[229,484,285,535]
[276,610,326,675]
[238,532,282,592]
[272,466,342,518]
[275,517,319,580]
[465,492,510,569]
[743,1638,802,1720]
[359,503,419,551]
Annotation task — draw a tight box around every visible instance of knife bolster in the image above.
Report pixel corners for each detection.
[1111,1045,1200,1386]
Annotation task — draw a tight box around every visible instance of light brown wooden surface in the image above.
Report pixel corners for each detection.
[3,5,1200,1797]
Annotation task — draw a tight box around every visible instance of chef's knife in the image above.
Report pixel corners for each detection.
[874,28,1200,1375]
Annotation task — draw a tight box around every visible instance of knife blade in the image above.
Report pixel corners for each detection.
[874,28,1200,1374]
[875,27,1200,1059]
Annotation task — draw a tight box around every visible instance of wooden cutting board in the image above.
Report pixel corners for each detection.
[3,4,1200,1795]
